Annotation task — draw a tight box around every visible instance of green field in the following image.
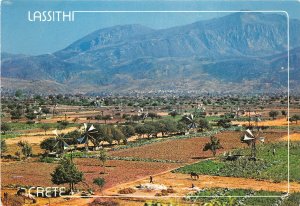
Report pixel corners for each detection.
[173,142,300,182]
[6,122,79,131]
[185,188,299,206]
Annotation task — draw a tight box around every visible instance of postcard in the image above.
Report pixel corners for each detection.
[1,1,300,205]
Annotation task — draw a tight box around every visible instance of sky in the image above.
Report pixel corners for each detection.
[1,0,300,55]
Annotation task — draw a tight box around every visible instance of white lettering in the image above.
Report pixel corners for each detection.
[45,187,52,197]
[36,187,44,197]
[33,11,42,21]
[59,187,66,196]
[28,11,74,22]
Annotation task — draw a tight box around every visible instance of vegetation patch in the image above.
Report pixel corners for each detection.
[112,127,238,151]
[185,188,292,206]
[118,187,136,194]
[174,142,299,182]
[108,156,182,163]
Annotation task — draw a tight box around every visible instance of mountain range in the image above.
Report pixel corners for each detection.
[1,12,300,94]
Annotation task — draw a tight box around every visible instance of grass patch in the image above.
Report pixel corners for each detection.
[108,156,182,163]
[0,132,21,139]
[64,151,181,163]
[6,122,79,131]
[173,160,225,175]
[185,188,295,206]
[174,142,299,182]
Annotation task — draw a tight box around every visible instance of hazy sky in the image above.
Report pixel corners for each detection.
[2,0,300,55]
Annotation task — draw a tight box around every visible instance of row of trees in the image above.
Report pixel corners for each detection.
[40,116,213,154]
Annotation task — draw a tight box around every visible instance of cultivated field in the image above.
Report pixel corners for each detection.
[1,94,300,206]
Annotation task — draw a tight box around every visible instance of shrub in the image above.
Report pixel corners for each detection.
[26,120,35,124]
[118,187,136,194]
[166,187,176,193]
[39,157,55,163]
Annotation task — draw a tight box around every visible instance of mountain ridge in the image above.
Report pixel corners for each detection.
[1,12,299,94]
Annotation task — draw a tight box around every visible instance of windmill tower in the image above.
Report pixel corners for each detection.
[52,129,71,154]
[77,123,98,151]
[242,129,265,159]
[185,114,198,130]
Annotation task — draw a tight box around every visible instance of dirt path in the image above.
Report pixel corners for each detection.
[281,132,300,141]
[106,172,300,197]
[233,118,289,126]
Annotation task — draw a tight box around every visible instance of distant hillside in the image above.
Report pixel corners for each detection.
[1,12,299,94]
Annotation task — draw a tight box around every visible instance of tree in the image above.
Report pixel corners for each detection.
[15,90,23,98]
[41,107,50,116]
[169,110,178,118]
[148,112,158,121]
[290,114,300,124]
[102,115,111,124]
[203,136,223,156]
[159,119,177,136]
[217,118,232,128]
[1,122,11,135]
[63,130,81,145]
[102,126,113,145]
[269,110,279,120]
[40,138,57,153]
[281,110,287,117]
[111,127,125,144]
[41,124,51,135]
[93,177,105,192]
[92,125,109,147]
[99,149,108,174]
[17,141,32,158]
[131,115,141,123]
[51,158,83,192]
[135,124,148,138]
[58,121,69,130]
[197,118,210,132]
[177,121,187,133]
[120,125,135,144]
[146,121,163,137]
[10,109,22,121]
[1,139,7,153]
[25,112,37,121]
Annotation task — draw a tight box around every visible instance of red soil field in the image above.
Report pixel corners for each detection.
[1,158,182,191]
[110,131,287,163]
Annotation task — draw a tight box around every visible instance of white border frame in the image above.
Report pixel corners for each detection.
[4,10,290,200]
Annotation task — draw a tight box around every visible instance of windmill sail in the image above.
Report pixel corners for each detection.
[63,142,70,150]
[246,129,254,137]
[243,134,254,141]
[52,129,58,136]
[88,124,96,131]
[77,136,86,144]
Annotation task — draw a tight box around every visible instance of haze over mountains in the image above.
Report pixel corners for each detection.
[2,13,300,94]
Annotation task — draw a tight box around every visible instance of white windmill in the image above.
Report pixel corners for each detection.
[242,128,265,159]
[77,123,98,151]
[52,129,71,154]
[185,114,198,130]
